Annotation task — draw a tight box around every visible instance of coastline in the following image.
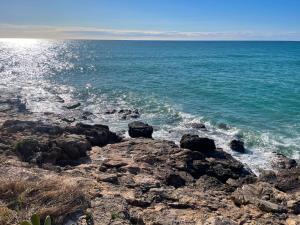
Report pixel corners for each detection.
[0,89,300,224]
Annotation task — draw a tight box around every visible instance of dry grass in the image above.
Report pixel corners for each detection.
[0,175,91,225]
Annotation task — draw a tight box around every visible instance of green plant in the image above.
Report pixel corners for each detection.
[111,212,119,220]
[21,214,51,225]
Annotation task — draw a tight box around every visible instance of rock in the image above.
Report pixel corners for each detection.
[232,182,288,213]
[128,121,153,138]
[55,134,91,161]
[166,174,186,188]
[2,120,37,133]
[62,117,76,123]
[180,134,216,152]
[259,166,300,192]
[34,124,64,135]
[204,216,238,225]
[15,138,45,163]
[97,174,119,184]
[287,200,300,214]
[66,123,122,146]
[119,109,140,120]
[229,140,245,153]
[186,122,206,129]
[105,109,117,114]
[274,153,297,169]
[64,102,81,109]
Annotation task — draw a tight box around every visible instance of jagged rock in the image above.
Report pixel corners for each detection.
[232,182,288,213]
[2,120,37,133]
[118,109,140,120]
[64,102,81,109]
[204,216,238,225]
[166,174,186,188]
[180,134,216,152]
[66,123,122,146]
[229,140,245,153]
[55,134,91,160]
[128,121,153,138]
[15,138,46,163]
[259,166,300,192]
[274,153,297,169]
[34,124,64,135]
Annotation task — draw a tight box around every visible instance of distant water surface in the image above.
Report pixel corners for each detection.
[0,39,300,172]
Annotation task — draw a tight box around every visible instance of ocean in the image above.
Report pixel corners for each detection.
[0,39,299,173]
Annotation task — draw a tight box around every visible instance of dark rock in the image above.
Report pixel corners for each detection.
[15,138,45,162]
[55,134,91,160]
[105,109,117,114]
[34,124,64,135]
[186,123,206,129]
[128,121,153,138]
[166,174,186,188]
[2,120,37,133]
[62,117,76,123]
[274,153,297,169]
[230,140,245,153]
[180,134,216,153]
[64,102,81,109]
[66,123,121,146]
[218,123,229,130]
[119,109,140,120]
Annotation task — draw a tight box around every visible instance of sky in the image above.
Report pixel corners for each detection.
[0,0,300,40]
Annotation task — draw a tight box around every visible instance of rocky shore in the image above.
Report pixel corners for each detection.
[0,92,300,225]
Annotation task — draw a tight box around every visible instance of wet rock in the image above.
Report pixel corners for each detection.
[274,153,297,169]
[82,111,93,120]
[128,121,153,138]
[105,109,117,114]
[180,134,216,153]
[229,140,245,153]
[62,117,76,123]
[218,123,229,130]
[118,109,140,120]
[64,102,81,109]
[66,123,122,146]
[186,122,206,129]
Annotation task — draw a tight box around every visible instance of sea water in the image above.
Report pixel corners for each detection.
[1,39,299,173]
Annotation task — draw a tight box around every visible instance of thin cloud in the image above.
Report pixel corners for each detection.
[0,24,300,40]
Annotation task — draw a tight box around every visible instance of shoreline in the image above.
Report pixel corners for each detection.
[1,90,300,224]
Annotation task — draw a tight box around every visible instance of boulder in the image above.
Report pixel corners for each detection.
[119,109,140,120]
[186,122,206,129]
[55,134,91,160]
[65,123,121,146]
[180,134,216,152]
[229,140,245,153]
[128,121,153,138]
[64,102,81,109]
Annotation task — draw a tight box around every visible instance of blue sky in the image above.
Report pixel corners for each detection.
[1,0,300,40]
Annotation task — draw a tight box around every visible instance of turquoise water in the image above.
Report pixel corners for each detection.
[0,39,299,171]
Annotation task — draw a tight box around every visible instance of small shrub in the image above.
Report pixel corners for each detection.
[21,214,51,225]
